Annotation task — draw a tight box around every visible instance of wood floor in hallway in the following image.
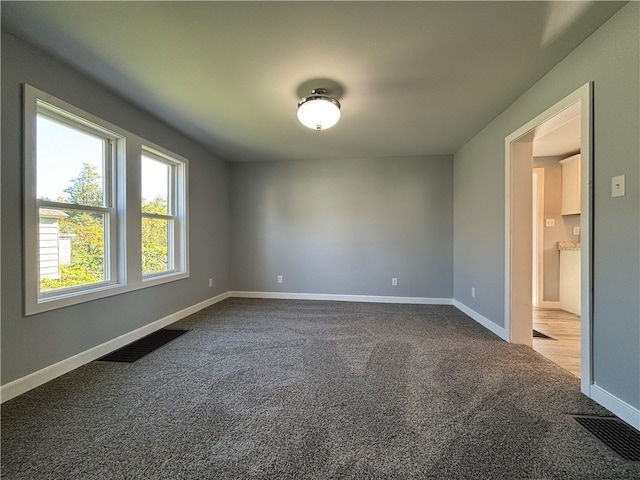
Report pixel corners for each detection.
[533,308,581,378]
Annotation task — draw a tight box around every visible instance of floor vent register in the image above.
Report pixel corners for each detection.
[97,329,189,363]
[574,415,640,462]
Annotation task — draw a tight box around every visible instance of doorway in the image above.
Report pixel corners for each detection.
[505,83,592,395]
[531,160,580,377]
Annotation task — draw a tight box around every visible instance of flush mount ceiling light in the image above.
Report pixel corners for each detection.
[297,88,341,131]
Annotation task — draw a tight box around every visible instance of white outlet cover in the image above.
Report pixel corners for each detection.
[545,218,555,227]
[612,174,625,197]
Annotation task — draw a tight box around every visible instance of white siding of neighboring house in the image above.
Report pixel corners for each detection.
[38,209,69,281]
[39,217,61,280]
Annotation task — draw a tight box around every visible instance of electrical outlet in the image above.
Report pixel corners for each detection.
[573,226,580,236]
[391,277,398,286]
[545,218,555,227]
[612,175,625,197]
[472,287,476,298]
[208,278,213,287]
[277,275,283,284]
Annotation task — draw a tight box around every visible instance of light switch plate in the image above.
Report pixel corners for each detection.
[612,175,625,197]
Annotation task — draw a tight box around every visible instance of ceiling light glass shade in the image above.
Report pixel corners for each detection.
[297,89,341,130]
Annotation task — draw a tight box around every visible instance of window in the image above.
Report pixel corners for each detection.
[140,147,187,279]
[34,103,119,295]
[24,85,188,315]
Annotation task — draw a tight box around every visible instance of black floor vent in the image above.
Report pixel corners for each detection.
[97,329,188,363]
[574,415,640,462]
[533,329,554,339]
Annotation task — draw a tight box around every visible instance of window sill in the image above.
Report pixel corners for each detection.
[26,271,189,316]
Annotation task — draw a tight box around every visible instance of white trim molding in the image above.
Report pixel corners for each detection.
[0,292,231,403]
[590,384,640,431]
[229,290,453,305]
[453,300,509,341]
[504,82,593,392]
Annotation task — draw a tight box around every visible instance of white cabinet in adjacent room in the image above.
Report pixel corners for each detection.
[560,154,581,215]
[558,242,581,315]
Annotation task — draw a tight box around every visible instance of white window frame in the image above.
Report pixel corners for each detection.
[140,145,188,282]
[24,84,189,315]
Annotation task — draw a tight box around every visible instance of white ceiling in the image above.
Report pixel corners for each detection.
[532,102,582,158]
[1,1,625,162]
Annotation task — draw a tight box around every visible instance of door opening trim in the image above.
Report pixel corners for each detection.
[504,83,593,394]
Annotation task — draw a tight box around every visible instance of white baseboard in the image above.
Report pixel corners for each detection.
[590,383,640,430]
[540,301,562,309]
[0,291,231,403]
[229,290,453,305]
[452,300,509,341]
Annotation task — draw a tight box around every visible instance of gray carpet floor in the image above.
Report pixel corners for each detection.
[2,298,639,479]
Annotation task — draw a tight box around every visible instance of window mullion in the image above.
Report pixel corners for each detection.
[104,138,114,208]
[141,212,175,221]
[38,199,113,216]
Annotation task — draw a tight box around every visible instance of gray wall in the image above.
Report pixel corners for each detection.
[1,32,231,384]
[231,156,453,299]
[453,3,639,407]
